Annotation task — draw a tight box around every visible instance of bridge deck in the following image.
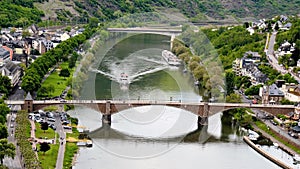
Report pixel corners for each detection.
[5,100,295,109]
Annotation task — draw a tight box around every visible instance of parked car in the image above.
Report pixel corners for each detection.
[63,126,72,130]
[46,112,54,118]
[47,118,56,122]
[270,120,277,126]
[62,120,70,125]
[49,124,56,130]
[60,99,67,103]
[288,131,299,139]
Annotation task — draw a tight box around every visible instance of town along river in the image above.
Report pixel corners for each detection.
[71,34,284,169]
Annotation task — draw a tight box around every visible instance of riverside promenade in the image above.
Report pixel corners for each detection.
[252,124,300,156]
[243,136,293,169]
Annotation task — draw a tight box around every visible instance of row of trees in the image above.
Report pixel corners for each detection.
[0,75,11,98]
[21,27,95,94]
[0,100,15,167]
[15,110,40,168]
[172,39,212,101]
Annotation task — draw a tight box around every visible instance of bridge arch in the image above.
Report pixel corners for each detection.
[20,100,295,126]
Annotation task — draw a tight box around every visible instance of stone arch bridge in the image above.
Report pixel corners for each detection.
[6,99,295,126]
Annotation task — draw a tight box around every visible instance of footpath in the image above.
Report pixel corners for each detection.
[252,124,299,156]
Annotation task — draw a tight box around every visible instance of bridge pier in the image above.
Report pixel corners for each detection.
[198,116,208,127]
[102,114,111,125]
[102,101,111,125]
[170,34,175,50]
[198,102,209,127]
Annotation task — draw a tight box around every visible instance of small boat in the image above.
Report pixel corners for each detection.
[293,155,300,164]
[120,72,129,84]
[120,72,129,90]
[162,50,181,66]
[248,129,259,141]
[86,140,93,147]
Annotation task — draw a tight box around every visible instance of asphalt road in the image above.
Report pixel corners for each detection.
[55,112,66,169]
[3,113,22,169]
[255,110,300,146]
[267,32,300,84]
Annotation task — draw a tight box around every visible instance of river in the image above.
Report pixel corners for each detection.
[70,33,294,169]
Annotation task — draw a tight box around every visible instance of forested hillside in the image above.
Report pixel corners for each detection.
[0,0,299,28]
[0,0,44,27]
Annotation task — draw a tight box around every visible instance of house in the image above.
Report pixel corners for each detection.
[28,24,39,35]
[232,54,267,85]
[281,84,300,102]
[0,61,21,87]
[1,46,13,60]
[281,22,292,30]
[232,58,242,76]
[0,46,11,64]
[244,51,261,61]
[36,39,53,54]
[260,84,284,104]
[246,27,255,35]
[280,15,288,22]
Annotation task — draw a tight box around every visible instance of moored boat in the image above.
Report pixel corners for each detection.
[162,50,181,66]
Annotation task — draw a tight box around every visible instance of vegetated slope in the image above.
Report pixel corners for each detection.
[43,0,300,22]
[1,0,299,27]
[0,0,44,27]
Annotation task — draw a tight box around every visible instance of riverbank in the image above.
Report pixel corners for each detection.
[243,136,293,169]
[253,120,300,155]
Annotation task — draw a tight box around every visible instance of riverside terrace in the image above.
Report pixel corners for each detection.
[6,99,295,125]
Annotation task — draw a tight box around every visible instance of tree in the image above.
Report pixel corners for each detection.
[274,22,279,31]
[37,86,49,96]
[244,85,262,96]
[48,84,55,94]
[0,75,11,95]
[244,22,249,28]
[226,93,241,103]
[280,98,295,105]
[59,68,70,79]
[225,72,235,96]
[22,30,31,38]
[39,142,50,155]
[40,122,49,133]
[0,125,8,139]
[0,104,10,124]
[89,17,99,28]
[0,139,15,164]
[65,26,71,32]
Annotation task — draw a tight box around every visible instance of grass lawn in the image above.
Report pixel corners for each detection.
[38,143,59,169]
[63,142,78,169]
[35,122,56,139]
[254,120,300,154]
[38,62,75,98]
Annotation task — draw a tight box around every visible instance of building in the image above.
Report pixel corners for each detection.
[232,54,267,85]
[0,46,11,64]
[232,58,242,76]
[0,61,21,87]
[281,84,300,102]
[260,84,284,104]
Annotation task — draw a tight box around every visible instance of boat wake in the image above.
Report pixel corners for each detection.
[139,57,168,66]
[130,66,168,82]
[89,68,118,81]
